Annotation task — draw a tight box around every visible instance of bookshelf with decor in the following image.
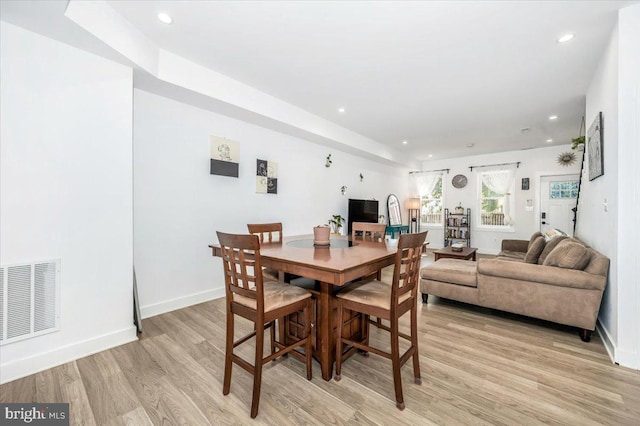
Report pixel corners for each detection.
[444,207,471,248]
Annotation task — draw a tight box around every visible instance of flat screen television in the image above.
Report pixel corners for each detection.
[348,199,379,235]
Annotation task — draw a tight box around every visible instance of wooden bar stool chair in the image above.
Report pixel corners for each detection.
[247,222,283,282]
[351,222,387,282]
[351,221,387,242]
[217,231,313,418]
[334,231,427,410]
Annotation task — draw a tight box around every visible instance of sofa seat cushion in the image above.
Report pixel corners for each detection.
[494,256,526,263]
[497,249,526,260]
[420,259,477,287]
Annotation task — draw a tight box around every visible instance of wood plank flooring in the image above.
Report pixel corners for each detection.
[2,257,640,425]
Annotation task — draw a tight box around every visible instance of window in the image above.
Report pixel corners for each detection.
[420,176,443,225]
[550,181,579,199]
[477,167,516,227]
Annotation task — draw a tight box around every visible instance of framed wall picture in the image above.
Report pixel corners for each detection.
[521,178,530,190]
[210,136,239,177]
[587,112,604,181]
[256,159,278,194]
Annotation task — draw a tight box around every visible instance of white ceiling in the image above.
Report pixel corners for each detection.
[2,1,636,161]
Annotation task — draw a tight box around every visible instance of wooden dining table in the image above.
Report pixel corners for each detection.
[209,234,399,381]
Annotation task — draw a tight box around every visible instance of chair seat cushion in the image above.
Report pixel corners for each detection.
[235,281,311,312]
[336,280,410,310]
[420,259,477,287]
[262,267,280,281]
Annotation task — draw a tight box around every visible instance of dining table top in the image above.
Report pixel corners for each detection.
[209,234,398,286]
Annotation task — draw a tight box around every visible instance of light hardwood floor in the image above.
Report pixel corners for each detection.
[2,259,640,425]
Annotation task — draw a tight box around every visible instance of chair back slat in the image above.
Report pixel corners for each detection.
[247,222,283,244]
[352,222,387,241]
[391,231,428,303]
[217,231,264,308]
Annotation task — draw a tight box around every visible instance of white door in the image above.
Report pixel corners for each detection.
[540,174,579,236]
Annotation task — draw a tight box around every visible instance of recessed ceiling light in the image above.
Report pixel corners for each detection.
[402,140,408,145]
[546,139,553,143]
[428,154,433,158]
[557,33,575,43]
[549,115,558,120]
[338,108,345,113]
[158,12,173,24]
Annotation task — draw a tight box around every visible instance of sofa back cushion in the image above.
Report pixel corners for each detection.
[528,232,544,250]
[543,228,568,242]
[524,236,545,264]
[538,235,568,264]
[543,240,590,270]
[583,249,610,277]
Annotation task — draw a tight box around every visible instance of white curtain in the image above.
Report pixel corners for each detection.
[412,172,442,197]
[481,165,516,225]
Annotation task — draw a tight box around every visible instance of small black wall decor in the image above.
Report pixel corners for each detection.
[521,178,530,190]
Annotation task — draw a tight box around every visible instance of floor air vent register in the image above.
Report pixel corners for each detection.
[0,260,60,345]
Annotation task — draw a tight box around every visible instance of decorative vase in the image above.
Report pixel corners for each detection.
[313,226,331,246]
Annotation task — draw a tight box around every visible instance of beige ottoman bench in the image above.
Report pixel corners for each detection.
[420,259,478,305]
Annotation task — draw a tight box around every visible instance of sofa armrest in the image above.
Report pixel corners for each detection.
[477,258,606,291]
[501,239,529,253]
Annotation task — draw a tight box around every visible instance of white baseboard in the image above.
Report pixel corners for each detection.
[597,320,616,364]
[140,288,224,319]
[596,320,639,369]
[615,348,640,370]
[0,326,138,384]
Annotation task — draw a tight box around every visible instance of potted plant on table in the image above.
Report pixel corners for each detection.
[313,224,331,246]
[329,214,345,235]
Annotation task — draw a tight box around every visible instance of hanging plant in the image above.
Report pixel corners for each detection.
[571,136,585,150]
[557,151,577,167]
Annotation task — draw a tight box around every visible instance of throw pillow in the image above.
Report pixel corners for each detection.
[538,235,568,264]
[543,241,590,270]
[528,232,544,250]
[524,236,545,264]
[543,228,568,242]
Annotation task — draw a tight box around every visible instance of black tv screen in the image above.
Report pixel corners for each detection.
[348,199,379,235]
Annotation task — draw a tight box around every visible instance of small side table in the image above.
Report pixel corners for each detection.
[433,246,477,261]
[385,225,410,238]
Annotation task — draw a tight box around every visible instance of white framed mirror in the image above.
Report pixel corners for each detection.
[387,194,402,226]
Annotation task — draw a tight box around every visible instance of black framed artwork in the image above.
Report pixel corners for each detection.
[521,178,530,190]
[588,112,604,181]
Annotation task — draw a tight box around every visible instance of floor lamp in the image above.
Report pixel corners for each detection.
[406,198,421,233]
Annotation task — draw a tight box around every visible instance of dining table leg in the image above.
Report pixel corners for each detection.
[318,281,334,381]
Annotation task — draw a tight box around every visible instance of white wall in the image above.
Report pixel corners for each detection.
[133,90,409,317]
[581,3,640,369]
[421,145,581,253]
[0,23,136,383]
[580,21,619,352]
[616,2,640,371]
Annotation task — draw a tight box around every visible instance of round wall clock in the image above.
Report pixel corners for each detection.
[452,174,468,188]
